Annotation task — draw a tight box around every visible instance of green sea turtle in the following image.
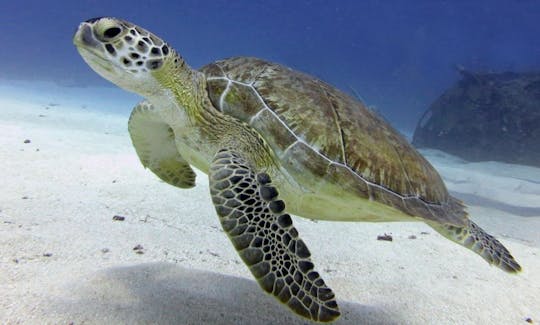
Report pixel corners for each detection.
[73,17,521,322]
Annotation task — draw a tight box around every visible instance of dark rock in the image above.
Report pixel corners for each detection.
[112,215,125,221]
[377,234,393,242]
[23,139,31,144]
[413,70,540,167]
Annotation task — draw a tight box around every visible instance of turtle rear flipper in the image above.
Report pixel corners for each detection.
[209,148,340,322]
[429,220,522,273]
[128,100,196,188]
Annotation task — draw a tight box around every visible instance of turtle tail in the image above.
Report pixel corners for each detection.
[430,220,522,273]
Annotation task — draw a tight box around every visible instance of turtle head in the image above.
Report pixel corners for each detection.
[74,17,181,97]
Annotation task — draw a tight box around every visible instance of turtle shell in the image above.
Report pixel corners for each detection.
[201,57,466,225]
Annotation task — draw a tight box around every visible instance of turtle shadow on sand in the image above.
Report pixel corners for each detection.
[51,263,401,324]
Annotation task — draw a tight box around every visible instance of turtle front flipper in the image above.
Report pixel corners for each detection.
[128,100,196,188]
[209,148,340,322]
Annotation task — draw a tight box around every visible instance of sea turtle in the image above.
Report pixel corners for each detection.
[73,17,521,322]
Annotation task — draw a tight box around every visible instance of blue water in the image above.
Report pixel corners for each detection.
[1,0,539,130]
[1,3,539,323]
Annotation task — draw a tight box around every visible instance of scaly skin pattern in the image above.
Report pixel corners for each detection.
[209,149,340,322]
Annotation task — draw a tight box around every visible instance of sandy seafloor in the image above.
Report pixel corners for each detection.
[0,80,539,325]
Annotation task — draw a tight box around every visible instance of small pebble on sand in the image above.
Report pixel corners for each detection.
[377,234,393,242]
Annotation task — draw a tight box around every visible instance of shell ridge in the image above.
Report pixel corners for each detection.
[319,84,347,165]
[219,80,232,111]
[390,143,417,197]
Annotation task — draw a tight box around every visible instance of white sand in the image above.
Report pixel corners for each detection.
[1,81,539,324]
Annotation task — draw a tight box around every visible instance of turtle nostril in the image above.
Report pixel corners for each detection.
[103,27,122,39]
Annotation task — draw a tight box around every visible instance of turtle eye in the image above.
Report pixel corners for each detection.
[103,27,122,39]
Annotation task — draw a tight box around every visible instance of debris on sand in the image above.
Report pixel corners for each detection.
[377,233,393,242]
[133,244,144,254]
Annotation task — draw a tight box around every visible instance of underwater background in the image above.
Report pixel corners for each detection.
[1,0,539,131]
[1,1,540,324]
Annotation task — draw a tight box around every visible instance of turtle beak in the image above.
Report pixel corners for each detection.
[73,22,100,48]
